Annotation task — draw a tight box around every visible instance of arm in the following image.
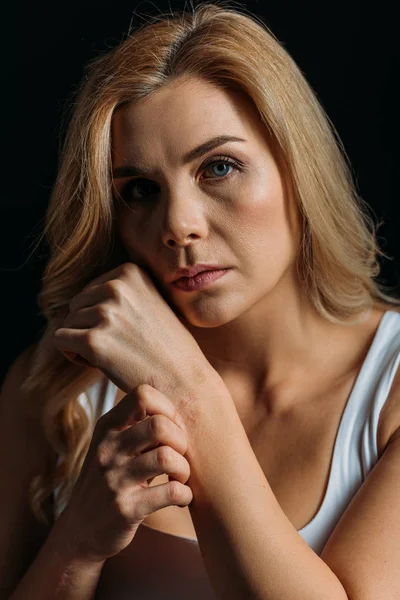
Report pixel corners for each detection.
[0,347,105,600]
[9,519,105,600]
[182,382,348,600]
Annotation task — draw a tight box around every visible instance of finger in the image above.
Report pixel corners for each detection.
[63,305,112,329]
[69,285,112,313]
[60,350,94,368]
[134,481,193,520]
[128,446,191,485]
[118,414,188,457]
[53,327,95,364]
[80,262,139,293]
[103,384,179,433]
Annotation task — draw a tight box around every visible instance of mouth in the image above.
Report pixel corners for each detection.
[171,268,231,291]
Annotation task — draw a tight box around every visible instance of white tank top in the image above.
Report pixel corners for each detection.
[53,310,400,598]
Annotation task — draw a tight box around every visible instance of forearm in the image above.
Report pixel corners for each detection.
[9,522,105,600]
[183,384,349,600]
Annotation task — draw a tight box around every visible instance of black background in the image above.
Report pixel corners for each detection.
[2,0,399,383]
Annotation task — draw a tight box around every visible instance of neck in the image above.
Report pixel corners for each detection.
[181,269,377,418]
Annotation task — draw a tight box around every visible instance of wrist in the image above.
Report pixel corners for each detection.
[50,509,107,568]
[175,367,237,438]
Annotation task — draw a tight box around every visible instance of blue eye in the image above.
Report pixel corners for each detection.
[120,154,243,203]
[203,160,234,178]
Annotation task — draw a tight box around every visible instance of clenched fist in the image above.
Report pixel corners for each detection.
[53,262,220,407]
[53,384,194,563]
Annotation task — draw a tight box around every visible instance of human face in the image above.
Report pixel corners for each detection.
[111,76,302,328]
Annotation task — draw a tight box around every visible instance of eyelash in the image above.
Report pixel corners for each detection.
[120,154,244,202]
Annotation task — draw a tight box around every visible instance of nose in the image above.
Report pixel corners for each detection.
[160,191,209,249]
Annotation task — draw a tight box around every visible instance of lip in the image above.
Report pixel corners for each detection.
[167,264,229,283]
[171,268,230,291]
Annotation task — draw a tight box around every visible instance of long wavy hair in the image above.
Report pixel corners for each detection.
[22,0,400,525]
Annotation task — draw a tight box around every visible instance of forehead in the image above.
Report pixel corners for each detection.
[111,77,269,164]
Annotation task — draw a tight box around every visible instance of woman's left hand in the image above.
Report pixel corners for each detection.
[53,262,219,402]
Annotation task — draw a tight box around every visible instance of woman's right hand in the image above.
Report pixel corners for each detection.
[54,383,194,563]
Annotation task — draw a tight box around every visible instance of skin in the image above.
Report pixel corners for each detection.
[111,75,383,425]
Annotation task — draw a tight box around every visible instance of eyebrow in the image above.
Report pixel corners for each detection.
[112,135,247,179]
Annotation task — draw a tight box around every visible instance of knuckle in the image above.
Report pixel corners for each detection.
[113,452,127,469]
[111,491,131,521]
[131,392,147,421]
[150,414,167,439]
[83,330,105,363]
[157,445,174,469]
[83,329,99,352]
[168,480,183,503]
[95,304,113,323]
[105,279,125,298]
[136,383,153,398]
[96,439,113,468]
[104,469,121,493]
[120,262,136,278]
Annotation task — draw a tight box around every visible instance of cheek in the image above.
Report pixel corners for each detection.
[232,172,293,261]
[117,217,145,261]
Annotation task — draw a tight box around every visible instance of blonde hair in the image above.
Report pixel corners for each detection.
[22,0,400,525]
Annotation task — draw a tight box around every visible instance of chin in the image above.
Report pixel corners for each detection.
[177,300,249,329]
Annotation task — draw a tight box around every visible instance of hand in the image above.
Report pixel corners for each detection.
[54,384,194,563]
[53,262,219,404]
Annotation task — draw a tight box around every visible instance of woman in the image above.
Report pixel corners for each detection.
[2,2,400,599]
